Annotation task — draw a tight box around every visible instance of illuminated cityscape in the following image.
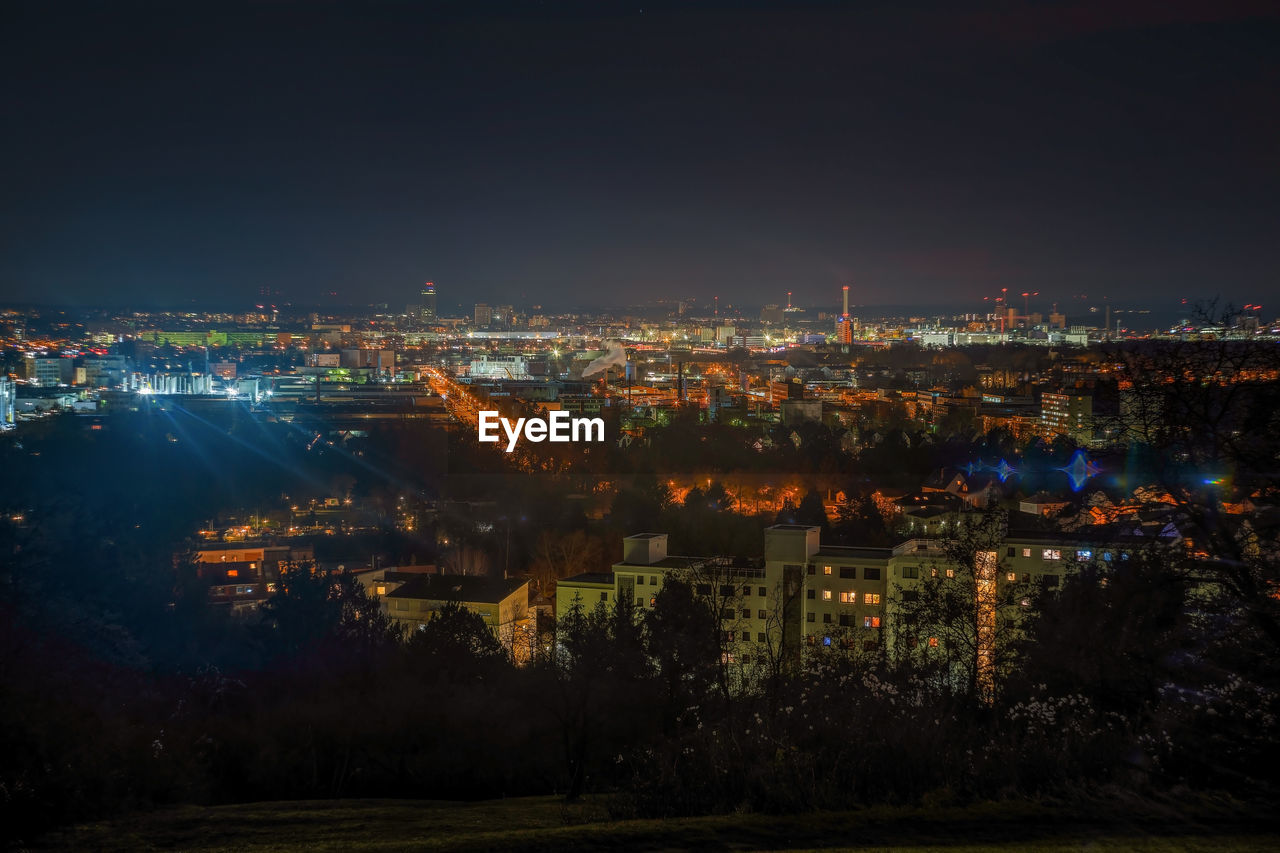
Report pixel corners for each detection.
[2,1,1279,850]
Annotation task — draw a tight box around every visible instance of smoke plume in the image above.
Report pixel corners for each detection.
[582,341,628,378]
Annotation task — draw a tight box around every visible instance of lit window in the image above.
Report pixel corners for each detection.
[823,565,832,575]
[376,585,386,595]
[931,567,939,578]
[945,568,955,579]
[1042,549,1061,560]
[864,616,881,628]
[650,596,656,606]
[823,636,832,646]
[822,590,832,601]
[839,591,854,603]
[928,637,938,647]
[863,593,881,605]
[226,569,239,578]
[1006,572,1016,581]
[1022,548,1032,557]
[1077,550,1092,561]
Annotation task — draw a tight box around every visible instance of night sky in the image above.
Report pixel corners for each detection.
[2,1,1277,311]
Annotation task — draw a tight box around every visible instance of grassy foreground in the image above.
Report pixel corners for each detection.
[28,794,1280,852]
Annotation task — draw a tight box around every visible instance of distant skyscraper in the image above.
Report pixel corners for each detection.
[0,375,15,427]
[835,285,853,344]
[760,304,784,324]
[474,303,492,327]
[420,282,437,322]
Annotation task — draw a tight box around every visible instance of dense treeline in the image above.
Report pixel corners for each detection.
[4,543,1277,844]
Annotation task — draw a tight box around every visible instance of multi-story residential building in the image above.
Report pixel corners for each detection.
[558,525,1146,672]
[1041,391,1093,443]
[420,282,437,323]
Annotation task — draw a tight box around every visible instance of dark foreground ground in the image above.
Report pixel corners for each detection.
[24,793,1280,852]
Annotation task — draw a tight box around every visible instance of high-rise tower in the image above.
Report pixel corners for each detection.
[420,282,437,322]
[835,285,853,344]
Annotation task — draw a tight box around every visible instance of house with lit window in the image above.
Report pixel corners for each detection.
[194,543,315,609]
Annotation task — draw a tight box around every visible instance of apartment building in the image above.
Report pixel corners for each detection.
[557,525,1143,667]
[1040,391,1093,443]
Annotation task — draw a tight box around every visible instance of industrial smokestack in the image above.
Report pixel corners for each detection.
[842,285,849,317]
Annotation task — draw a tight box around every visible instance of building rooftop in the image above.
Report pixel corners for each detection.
[813,546,893,561]
[559,572,616,585]
[385,574,526,604]
[614,556,697,569]
[1004,527,1165,545]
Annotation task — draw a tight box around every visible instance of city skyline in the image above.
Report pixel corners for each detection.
[3,1,1278,308]
[5,3,1280,848]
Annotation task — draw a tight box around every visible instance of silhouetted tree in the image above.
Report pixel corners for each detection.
[406,599,506,679]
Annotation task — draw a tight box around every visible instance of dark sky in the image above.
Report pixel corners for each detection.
[2,0,1278,312]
